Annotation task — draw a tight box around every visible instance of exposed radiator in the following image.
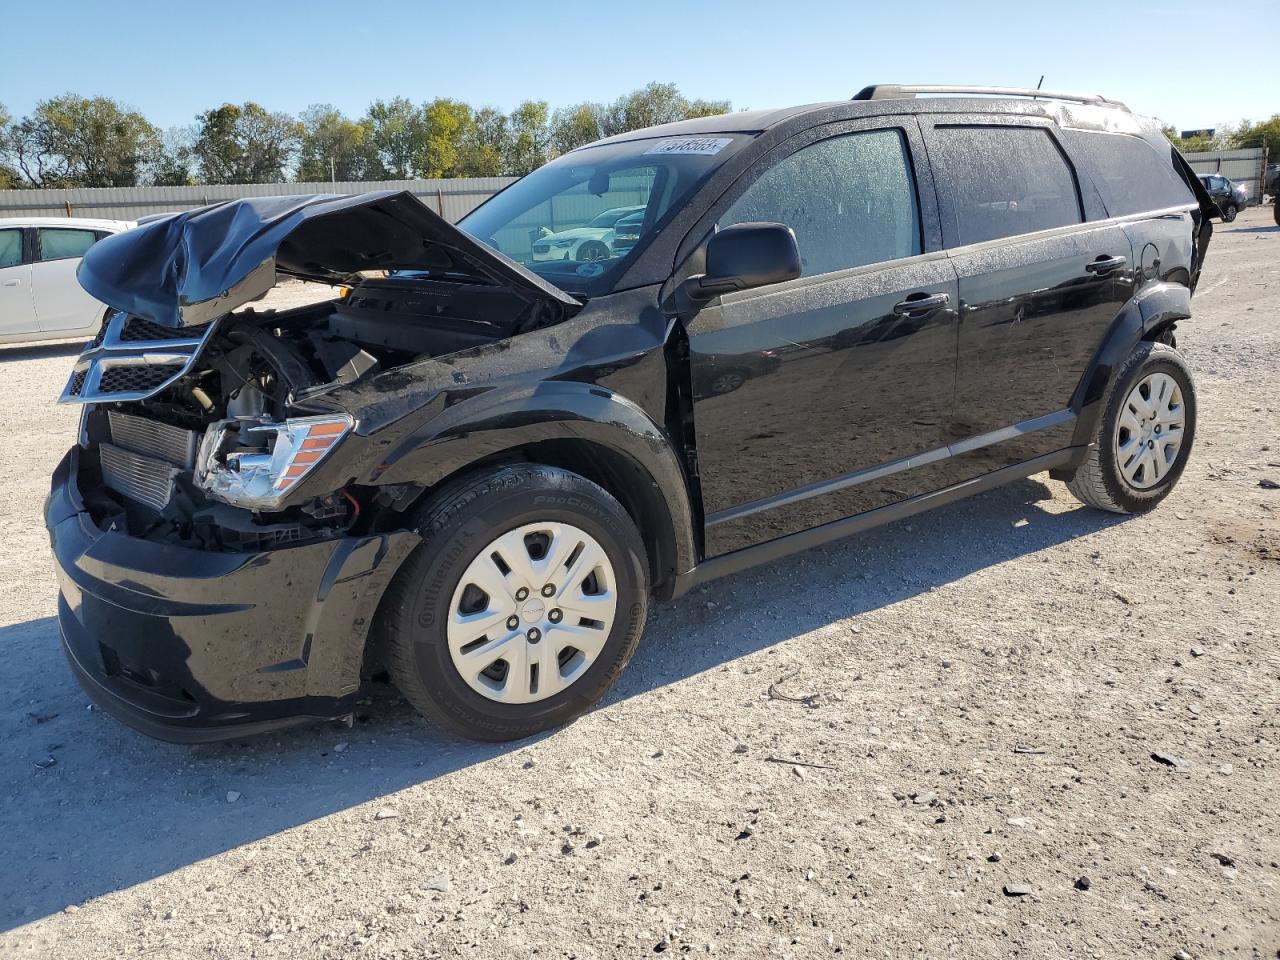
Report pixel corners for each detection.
[99,443,179,512]
[107,411,198,469]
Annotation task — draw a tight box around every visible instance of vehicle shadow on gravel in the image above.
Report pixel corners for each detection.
[0,476,1128,929]
[0,341,84,363]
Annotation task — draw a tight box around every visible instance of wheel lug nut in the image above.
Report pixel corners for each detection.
[507,615,519,630]
[527,627,541,643]
[515,587,529,601]
[549,609,562,623]
[541,584,555,598]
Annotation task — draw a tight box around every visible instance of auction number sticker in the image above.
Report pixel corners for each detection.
[644,137,734,156]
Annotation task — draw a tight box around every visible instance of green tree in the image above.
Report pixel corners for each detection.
[193,102,300,184]
[361,97,423,180]
[297,104,368,182]
[1227,115,1280,154]
[507,100,550,176]
[458,107,510,177]
[549,103,603,155]
[9,94,158,187]
[149,126,196,186]
[0,104,19,189]
[417,98,474,179]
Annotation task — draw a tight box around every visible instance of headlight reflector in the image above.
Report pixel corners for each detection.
[197,414,352,509]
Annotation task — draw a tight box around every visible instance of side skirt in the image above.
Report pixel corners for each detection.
[669,447,1079,598]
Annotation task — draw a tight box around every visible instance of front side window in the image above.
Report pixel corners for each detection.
[37,228,99,262]
[0,229,21,268]
[929,125,1082,245]
[458,134,751,296]
[720,128,922,278]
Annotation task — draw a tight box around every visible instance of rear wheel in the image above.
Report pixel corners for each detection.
[1066,341,1196,514]
[377,464,648,741]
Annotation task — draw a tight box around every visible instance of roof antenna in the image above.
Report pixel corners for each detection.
[1034,75,1044,100]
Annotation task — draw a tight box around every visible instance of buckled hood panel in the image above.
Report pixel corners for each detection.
[76,190,581,328]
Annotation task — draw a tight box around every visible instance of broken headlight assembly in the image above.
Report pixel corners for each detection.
[196,414,352,510]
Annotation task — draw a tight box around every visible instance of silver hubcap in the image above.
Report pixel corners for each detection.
[446,521,617,704]
[1115,371,1185,489]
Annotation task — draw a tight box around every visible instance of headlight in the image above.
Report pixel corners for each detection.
[197,414,352,510]
[551,238,577,248]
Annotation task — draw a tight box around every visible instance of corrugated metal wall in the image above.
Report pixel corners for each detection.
[0,177,517,222]
[1183,148,1266,204]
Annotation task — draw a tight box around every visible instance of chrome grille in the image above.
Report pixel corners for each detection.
[59,312,218,405]
[99,443,178,511]
[107,412,198,469]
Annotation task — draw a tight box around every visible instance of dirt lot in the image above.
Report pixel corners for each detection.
[1,207,1276,959]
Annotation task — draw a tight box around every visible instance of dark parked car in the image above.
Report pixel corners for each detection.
[48,84,1215,743]
[1197,173,1248,221]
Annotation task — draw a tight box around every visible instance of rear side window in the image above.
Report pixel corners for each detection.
[1066,131,1194,217]
[37,228,99,262]
[0,229,21,268]
[928,125,1081,245]
[720,128,922,277]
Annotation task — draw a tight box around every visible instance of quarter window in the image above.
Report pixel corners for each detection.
[0,229,21,268]
[37,228,99,262]
[930,125,1082,245]
[1065,131,1194,218]
[720,128,922,277]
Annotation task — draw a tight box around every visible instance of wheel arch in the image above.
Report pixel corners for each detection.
[1052,282,1192,479]
[368,380,699,596]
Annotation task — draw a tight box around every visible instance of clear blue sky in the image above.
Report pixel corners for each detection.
[1,0,1272,133]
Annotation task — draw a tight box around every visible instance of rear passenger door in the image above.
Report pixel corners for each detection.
[920,118,1135,474]
[30,227,104,333]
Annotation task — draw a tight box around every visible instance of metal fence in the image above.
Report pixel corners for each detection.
[0,177,517,223]
[1182,148,1267,204]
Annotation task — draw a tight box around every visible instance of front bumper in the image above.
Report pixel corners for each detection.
[46,447,419,743]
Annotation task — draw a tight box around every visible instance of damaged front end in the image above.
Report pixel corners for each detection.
[46,191,586,740]
[59,190,581,549]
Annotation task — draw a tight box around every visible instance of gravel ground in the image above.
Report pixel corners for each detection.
[1,207,1276,959]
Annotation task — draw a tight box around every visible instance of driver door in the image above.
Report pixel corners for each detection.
[683,119,961,556]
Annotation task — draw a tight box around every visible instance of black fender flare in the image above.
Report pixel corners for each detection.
[369,379,699,590]
[1060,282,1191,467]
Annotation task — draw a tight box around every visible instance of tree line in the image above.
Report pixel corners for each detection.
[0,83,732,190]
[1160,117,1280,157]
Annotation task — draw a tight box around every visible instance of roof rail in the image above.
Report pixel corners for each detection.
[851,84,1129,111]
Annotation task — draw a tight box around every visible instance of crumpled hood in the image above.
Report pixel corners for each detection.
[77,190,581,328]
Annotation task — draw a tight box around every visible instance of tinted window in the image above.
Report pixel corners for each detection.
[37,228,99,262]
[1067,131,1194,217]
[0,229,21,268]
[929,125,1081,245]
[720,128,922,277]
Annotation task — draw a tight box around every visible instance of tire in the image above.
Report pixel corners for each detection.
[1067,341,1196,514]
[576,240,610,262]
[1273,200,1279,227]
[376,464,649,741]
[1223,203,1237,222]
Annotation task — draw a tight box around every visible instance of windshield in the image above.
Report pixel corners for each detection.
[458,134,751,296]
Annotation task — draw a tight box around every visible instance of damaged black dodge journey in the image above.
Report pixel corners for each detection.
[47,84,1216,742]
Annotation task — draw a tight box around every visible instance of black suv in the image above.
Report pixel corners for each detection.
[1197,173,1248,221]
[47,84,1215,743]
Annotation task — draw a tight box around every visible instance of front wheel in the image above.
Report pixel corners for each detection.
[376,464,649,741]
[1223,203,1238,222]
[1066,341,1196,514]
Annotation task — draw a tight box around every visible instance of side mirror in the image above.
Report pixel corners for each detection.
[683,222,801,304]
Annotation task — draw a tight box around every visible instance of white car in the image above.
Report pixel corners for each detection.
[0,217,135,347]
[529,205,645,263]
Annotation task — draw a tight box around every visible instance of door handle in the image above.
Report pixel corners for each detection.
[892,292,950,316]
[1085,255,1127,274]
[1,279,19,287]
